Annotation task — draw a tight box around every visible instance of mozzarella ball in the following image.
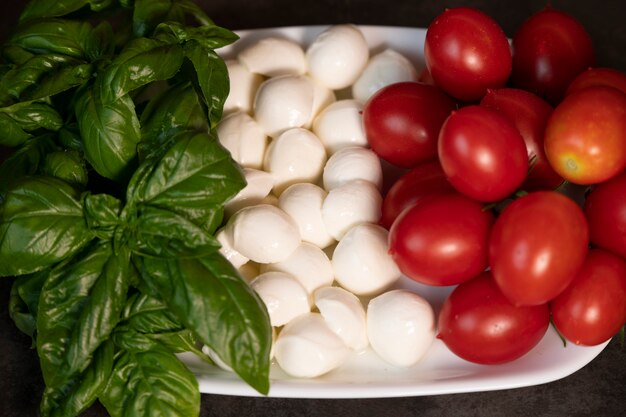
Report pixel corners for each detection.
[322,179,382,240]
[352,49,418,103]
[307,81,336,128]
[261,242,334,294]
[314,286,368,352]
[238,37,306,77]
[274,312,349,378]
[225,168,274,217]
[217,111,268,169]
[230,204,300,263]
[367,290,436,367]
[223,60,263,115]
[238,261,260,282]
[305,24,369,90]
[250,271,311,327]
[278,183,334,248]
[263,127,327,195]
[323,146,383,191]
[253,75,314,138]
[216,227,249,269]
[312,99,367,154]
[332,223,401,296]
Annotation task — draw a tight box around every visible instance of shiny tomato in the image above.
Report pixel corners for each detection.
[388,192,494,286]
[551,249,626,346]
[424,7,511,102]
[480,88,563,191]
[437,272,550,365]
[489,191,589,306]
[566,67,626,96]
[438,105,528,202]
[544,86,626,185]
[380,160,453,229]
[511,6,595,104]
[363,81,456,168]
[584,170,626,258]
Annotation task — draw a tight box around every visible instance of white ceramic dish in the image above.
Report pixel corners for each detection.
[179,25,610,399]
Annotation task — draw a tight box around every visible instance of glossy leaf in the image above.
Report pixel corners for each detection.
[19,0,114,22]
[133,0,183,38]
[122,292,182,333]
[83,193,122,240]
[9,271,48,338]
[154,21,239,50]
[41,150,88,187]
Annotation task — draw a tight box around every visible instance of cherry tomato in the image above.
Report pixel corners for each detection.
[438,105,528,202]
[363,81,456,168]
[551,249,626,346]
[437,272,550,365]
[424,7,511,102]
[584,170,626,259]
[380,160,453,229]
[544,86,626,185]
[489,191,589,306]
[566,67,626,96]
[511,6,595,104]
[388,192,494,286]
[480,88,563,191]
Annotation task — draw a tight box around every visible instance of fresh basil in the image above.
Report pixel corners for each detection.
[19,0,115,22]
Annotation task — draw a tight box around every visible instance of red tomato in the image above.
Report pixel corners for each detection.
[388,192,494,286]
[551,249,626,346]
[544,86,626,185]
[363,81,456,168]
[480,88,563,191]
[437,272,550,365]
[380,160,453,229]
[566,67,626,96]
[438,105,528,202]
[424,7,512,102]
[584,170,626,258]
[489,191,589,306]
[511,6,595,104]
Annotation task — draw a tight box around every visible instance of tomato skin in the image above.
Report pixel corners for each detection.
[438,105,528,202]
[511,6,595,104]
[566,67,626,96]
[380,160,453,229]
[388,192,494,286]
[480,88,562,191]
[584,170,626,259]
[363,81,456,168]
[544,86,626,185]
[438,272,550,365]
[551,249,626,346]
[489,191,589,306]
[424,7,512,102]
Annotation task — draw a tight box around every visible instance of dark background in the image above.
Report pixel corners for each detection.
[1,1,626,416]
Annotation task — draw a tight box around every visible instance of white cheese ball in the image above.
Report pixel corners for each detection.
[230,204,300,263]
[323,146,383,191]
[351,49,419,103]
[278,183,334,249]
[223,59,263,115]
[312,99,367,154]
[274,312,349,378]
[263,127,327,195]
[322,179,382,240]
[367,290,436,367]
[306,81,336,128]
[238,262,260,282]
[216,227,249,269]
[314,286,368,352]
[253,74,314,138]
[217,111,268,169]
[305,24,369,90]
[251,271,311,327]
[332,223,401,296]
[238,37,306,77]
[261,242,334,294]
[224,168,274,217]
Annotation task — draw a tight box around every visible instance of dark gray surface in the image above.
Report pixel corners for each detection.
[2,1,626,416]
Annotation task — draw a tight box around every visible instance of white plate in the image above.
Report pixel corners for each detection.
[179,25,610,399]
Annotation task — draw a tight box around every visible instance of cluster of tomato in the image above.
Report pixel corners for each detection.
[363,6,626,365]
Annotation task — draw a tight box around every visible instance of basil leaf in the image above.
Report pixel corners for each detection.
[76,86,141,182]
[0,113,32,146]
[0,176,94,277]
[0,101,63,132]
[122,292,182,333]
[9,270,49,339]
[138,252,272,394]
[41,150,88,187]
[133,0,183,38]
[154,22,239,50]
[58,123,83,152]
[2,44,35,66]
[83,193,122,239]
[19,0,115,22]
[100,343,200,417]
[175,0,214,26]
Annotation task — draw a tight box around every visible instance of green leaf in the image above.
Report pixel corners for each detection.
[9,271,49,339]
[2,44,35,66]
[175,0,214,26]
[138,252,272,394]
[0,113,33,146]
[154,22,239,50]
[83,192,122,239]
[19,0,115,22]
[0,176,94,277]
[100,343,200,417]
[76,86,141,182]
[0,101,63,132]
[121,292,182,333]
[41,150,89,186]
[133,0,180,38]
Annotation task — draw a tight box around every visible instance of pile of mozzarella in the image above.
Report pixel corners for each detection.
[212,25,436,378]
